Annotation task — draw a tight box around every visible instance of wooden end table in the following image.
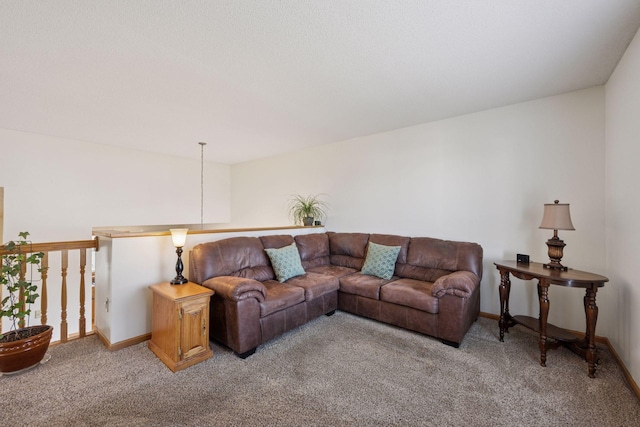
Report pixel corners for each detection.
[148,281,214,372]
[494,261,608,378]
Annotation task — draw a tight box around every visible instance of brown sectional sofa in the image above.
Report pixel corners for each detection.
[189,231,483,358]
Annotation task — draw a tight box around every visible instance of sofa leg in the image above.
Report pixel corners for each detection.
[234,348,256,359]
[325,310,336,316]
[441,339,460,348]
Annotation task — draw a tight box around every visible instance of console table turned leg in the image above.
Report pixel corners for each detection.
[585,286,599,378]
[538,280,550,368]
[498,271,511,342]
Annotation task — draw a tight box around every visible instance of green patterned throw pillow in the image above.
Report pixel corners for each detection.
[264,242,306,282]
[361,242,401,280]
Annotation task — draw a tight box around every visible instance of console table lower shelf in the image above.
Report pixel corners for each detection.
[506,315,595,361]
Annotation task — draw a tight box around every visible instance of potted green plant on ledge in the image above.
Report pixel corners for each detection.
[0,232,53,374]
[288,194,329,226]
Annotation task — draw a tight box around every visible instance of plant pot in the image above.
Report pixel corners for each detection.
[303,217,314,226]
[0,325,53,373]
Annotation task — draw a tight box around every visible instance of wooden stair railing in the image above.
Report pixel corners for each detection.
[0,238,99,343]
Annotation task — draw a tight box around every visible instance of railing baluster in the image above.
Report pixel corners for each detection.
[79,248,86,337]
[18,260,26,329]
[41,252,49,325]
[60,249,68,342]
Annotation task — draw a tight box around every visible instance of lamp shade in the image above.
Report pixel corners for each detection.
[539,201,575,231]
[169,228,189,247]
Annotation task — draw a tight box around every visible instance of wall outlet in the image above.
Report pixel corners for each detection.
[34,309,41,319]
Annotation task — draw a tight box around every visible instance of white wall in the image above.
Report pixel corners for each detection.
[0,128,231,242]
[231,87,611,336]
[605,28,640,384]
[0,129,231,339]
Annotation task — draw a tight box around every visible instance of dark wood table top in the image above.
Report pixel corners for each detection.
[494,260,609,288]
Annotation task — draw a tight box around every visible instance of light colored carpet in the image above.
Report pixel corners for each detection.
[2,313,639,426]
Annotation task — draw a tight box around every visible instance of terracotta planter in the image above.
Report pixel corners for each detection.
[0,325,53,373]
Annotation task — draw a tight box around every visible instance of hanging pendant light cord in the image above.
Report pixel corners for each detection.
[199,142,207,228]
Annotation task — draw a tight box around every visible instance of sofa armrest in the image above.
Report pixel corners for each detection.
[432,271,479,298]
[202,276,266,302]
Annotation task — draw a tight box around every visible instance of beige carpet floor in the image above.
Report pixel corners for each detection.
[2,312,639,426]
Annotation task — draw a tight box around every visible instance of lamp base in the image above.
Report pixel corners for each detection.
[545,235,568,271]
[170,276,188,285]
[543,262,568,272]
[171,247,188,285]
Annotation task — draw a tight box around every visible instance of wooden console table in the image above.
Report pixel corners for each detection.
[494,261,608,378]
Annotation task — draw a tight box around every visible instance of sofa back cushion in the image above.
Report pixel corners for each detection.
[295,233,330,269]
[259,234,294,249]
[190,237,275,284]
[327,232,369,269]
[397,237,483,282]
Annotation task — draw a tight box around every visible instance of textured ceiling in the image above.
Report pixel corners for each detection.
[2,1,640,164]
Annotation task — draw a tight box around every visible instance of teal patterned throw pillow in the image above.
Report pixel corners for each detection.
[264,242,306,283]
[361,242,401,280]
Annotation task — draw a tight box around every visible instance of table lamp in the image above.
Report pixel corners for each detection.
[539,200,574,271]
[169,228,189,284]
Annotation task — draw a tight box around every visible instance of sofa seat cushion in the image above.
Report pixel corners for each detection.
[339,272,394,300]
[286,272,339,301]
[306,265,357,278]
[259,281,305,317]
[380,278,438,314]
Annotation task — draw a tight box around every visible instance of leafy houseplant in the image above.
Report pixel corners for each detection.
[0,231,53,373]
[288,194,329,226]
